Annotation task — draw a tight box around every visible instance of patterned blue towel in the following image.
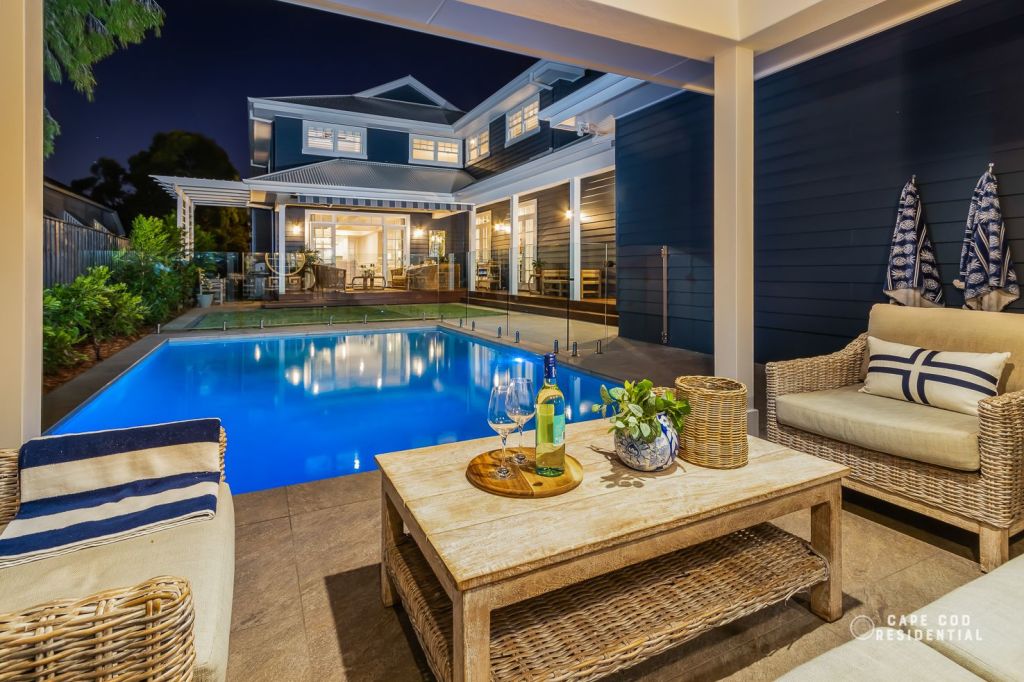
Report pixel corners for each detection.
[0,419,221,568]
[954,169,1019,311]
[884,177,944,307]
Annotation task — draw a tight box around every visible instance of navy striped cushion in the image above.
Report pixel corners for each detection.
[0,419,221,567]
[861,337,1009,415]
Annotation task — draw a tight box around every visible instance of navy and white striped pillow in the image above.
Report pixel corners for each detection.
[861,337,1009,416]
[0,419,221,568]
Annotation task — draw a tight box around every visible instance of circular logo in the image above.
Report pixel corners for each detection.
[850,615,876,640]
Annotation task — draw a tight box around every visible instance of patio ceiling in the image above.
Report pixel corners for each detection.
[279,0,957,90]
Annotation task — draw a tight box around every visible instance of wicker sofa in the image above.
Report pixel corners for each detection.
[0,428,234,680]
[767,304,1024,572]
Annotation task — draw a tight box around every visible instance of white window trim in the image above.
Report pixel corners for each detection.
[505,94,541,145]
[302,120,368,159]
[466,127,490,164]
[408,134,463,168]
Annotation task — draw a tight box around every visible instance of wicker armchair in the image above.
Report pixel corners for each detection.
[0,428,230,681]
[767,306,1024,572]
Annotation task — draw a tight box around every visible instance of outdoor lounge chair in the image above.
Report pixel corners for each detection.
[766,304,1024,572]
[0,426,234,680]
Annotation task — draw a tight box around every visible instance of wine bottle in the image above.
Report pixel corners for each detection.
[535,353,566,477]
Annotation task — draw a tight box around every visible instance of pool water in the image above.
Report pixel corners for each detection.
[50,329,615,493]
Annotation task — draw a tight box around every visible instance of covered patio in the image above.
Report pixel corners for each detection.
[5,0,1024,681]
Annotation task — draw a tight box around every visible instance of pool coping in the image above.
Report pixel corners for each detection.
[42,318,622,431]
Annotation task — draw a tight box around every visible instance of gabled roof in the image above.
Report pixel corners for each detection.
[355,76,455,109]
[261,94,463,125]
[247,158,476,194]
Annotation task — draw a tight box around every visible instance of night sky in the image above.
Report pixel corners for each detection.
[43,0,536,184]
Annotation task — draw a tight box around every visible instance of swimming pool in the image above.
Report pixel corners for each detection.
[50,329,615,493]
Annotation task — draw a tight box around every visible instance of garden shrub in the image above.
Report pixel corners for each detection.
[110,214,197,324]
[42,288,85,372]
[43,266,146,367]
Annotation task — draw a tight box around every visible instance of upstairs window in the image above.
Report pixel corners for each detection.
[409,135,462,167]
[506,95,540,143]
[302,121,367,158]
[467,129,490,163]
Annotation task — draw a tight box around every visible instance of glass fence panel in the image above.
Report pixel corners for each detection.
[571,241,617,353]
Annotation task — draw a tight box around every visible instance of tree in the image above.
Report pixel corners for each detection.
[72,131,251,250]
[120,131,240,223]
[44,0,165,156]
[69,157,129,210]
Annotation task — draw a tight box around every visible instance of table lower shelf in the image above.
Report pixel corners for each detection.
[385,523,829,682]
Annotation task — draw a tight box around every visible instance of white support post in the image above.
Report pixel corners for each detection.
[467,207,477,293]
[276,204,287,296]
[0,0,43,445]
[187,197,195,257]
[176,190,186,254]
[713,46,756,425]
[509,195,520,296]
[569,176,582,301]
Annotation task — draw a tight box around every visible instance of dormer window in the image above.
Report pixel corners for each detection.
[409,135,462,167]
[467,129,490,163]
[302,121,367,158]
[506,95,540,143]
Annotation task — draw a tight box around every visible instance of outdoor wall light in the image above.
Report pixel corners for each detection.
[413,228,425,238]
[288,222,303,236]
[495,222,510,233]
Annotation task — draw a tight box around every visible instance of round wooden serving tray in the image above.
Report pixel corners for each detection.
[466,447,583,498]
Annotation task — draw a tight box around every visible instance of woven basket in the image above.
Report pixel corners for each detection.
[673,376,749,469]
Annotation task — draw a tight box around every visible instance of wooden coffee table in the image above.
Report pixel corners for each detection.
[377,420,848,682]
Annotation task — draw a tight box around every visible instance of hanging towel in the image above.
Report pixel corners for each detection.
[954,168,1019,311]
[884,177,944,307]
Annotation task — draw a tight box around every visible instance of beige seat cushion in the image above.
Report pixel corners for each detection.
[777,628,983,681]
[867,303,1024,393]
[0,483,235,682]
[909,554,1024,681]
[776,384,980,471]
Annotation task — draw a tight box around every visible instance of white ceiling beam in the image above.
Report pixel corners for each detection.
[279,0,957,91]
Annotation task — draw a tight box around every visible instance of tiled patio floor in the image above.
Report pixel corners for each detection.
[228,471,1023,681]
[40,310,1021,679]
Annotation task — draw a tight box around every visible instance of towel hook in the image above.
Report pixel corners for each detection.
[988,162,995,172]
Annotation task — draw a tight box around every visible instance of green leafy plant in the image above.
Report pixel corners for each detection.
[42,289,85,372]
[592,379,690,443]
[44,0,165,156]
[42,266,146,371]
[110,214,196,324]
[58,267,146,360]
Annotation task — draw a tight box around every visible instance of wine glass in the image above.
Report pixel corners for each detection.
[505,378,535,465]
[487,383,517,479]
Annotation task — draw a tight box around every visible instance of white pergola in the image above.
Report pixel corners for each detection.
[1,0,955,446]
[152,176,252,256]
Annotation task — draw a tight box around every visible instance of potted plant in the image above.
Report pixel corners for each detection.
[592,379,690,471]
[196,270,213,308]
[532,258,545,274]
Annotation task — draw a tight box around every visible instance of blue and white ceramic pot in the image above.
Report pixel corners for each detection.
[613,413,679,472]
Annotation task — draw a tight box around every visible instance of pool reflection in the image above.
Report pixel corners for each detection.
[50,330,612,493]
